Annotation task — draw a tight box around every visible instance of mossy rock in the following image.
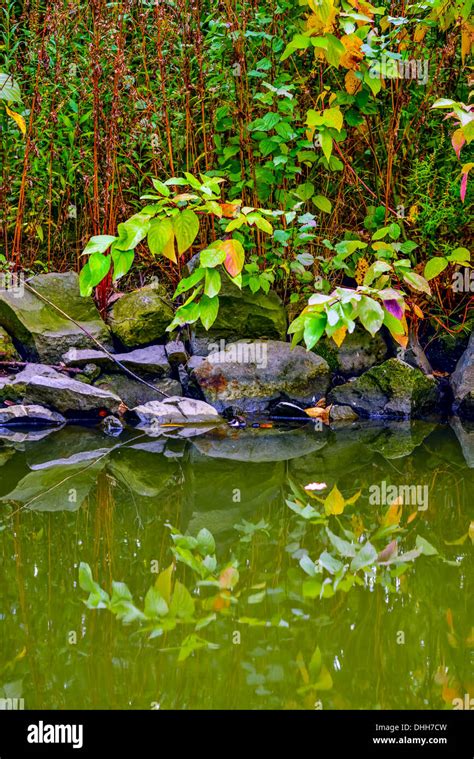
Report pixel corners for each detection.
[0,326,21,361]
[312,326,388,376]
[0,272,111,363]
[108,284,174,348]
[328,358,439,418]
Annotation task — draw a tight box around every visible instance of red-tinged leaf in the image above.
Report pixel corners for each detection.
[219,202,240,218]
[451,128,465,159]
[219,566,239,590]
[383,298,404,320]
[460,172,468,202]
[215,239,245,277]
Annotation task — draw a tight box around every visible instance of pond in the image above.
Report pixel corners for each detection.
[0,421,472,710]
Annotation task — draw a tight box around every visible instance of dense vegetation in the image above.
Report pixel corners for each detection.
[1,0,472,350]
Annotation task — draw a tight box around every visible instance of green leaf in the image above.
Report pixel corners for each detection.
[319,551,343,575]
[0,73,21,102]
[323,107,343,132]
[200,245,227,268]
[447,247,470,264]
[196,528,216,556]
[424,257,448,280]
[148,217,175,259]
[313,195,332,214]
[151,178,171,197]
[415,536,438,556]
[173,209,200,255]
[79,562,96,593]
[82,235,117,255]
[88,253,111,287]
[303,313,327,349]
[144,586,169,618]
[295,182,315,202]
[111,249,134,281]
[155,564,173,605]
[173,267,205,297]
[79,263,93,297]
[326,527,356,558]
[372,226,390,241]
[169,581,195,619]
[358,295,384,336]
[115,213,151,251]
[320,130,333,162]
[204,268,221,298]
[199,295,219,330]
[351,541,378,571]
[403,271,431,296]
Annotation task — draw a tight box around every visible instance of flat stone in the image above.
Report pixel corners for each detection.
[0,364,63,403]
[108,284,174,348]
[192,339,330,412]
[22,375,122,414]
[328,359,439,418]
[131,396,221,433]
[0,271,111,363]
[0,404,65,428]
[62,345,171,377]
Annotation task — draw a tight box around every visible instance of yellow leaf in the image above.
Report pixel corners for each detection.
[461,22,474,65]
[332,326,347,347]
[324,484,345,515]
[345,70,362,95]
[414,24,427,43]
[407,510,418,524]
[5,105,26,136]
[469,520,474,545]
[340,34,364,70]
[296,651,310,684]
[383,499,403,526]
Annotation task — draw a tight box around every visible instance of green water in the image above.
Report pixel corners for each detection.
[0,420,472,710]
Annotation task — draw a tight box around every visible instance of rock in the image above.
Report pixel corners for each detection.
[192,425,327,462]
[76,363,101,382]
[451,333,474,418]
[100,416,124,437]
[330,405,359,422]
[131,396,221,435]
[0,326,21,361]
[328,359,439,418]
[0,364,63,403]
[165,339,188,366]
[0,404,65,427]
[95,374,181,408]
[0,271,111,363]
[313,326,388,375]
[62,345,171,377]
[22,374,122,414]
[107,284,174,347]
[192,339,330,412]
[107,448,179,498]
[186,263,287,355]
[450,417,474,468]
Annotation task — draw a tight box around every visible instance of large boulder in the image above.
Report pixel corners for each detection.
[0,326,21,361]
[108,284,174,348]
[189,272,287,356]
[0,272,111,363]
[451,332,474,418]
[191,339,330,412]
[312,326,388,375]
[0,364,62,403]
[328,358,439,418]
[450,417,474,468]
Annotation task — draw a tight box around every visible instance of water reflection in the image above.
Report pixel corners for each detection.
[0,421,472,709]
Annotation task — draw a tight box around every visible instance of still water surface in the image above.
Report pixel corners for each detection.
[0,420,472,709]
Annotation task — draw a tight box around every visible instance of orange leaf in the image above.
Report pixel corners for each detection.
[345,70,361,95]
[216,238,245,277]
[219,202,240,218]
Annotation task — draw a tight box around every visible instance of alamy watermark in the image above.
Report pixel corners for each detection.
[207,339,268,369]
[369,56,429,86]
[0,272,25,298]
[369,481,428,511]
